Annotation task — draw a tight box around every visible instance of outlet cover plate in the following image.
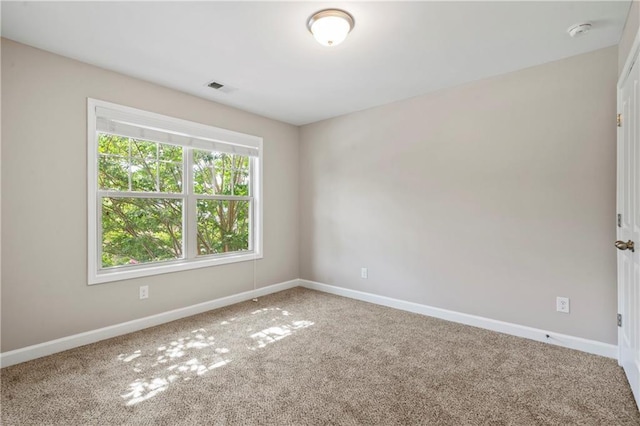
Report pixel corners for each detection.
[140,285,149,300]
[556,296,569,313]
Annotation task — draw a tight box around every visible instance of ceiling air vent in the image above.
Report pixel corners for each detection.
[207,81,224,90]
[205,80,237,94]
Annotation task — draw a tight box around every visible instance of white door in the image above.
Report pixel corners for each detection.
[617,49,640,408]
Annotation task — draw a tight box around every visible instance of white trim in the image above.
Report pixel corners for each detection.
[91,252,263,285]
[94,100,261,152]
[617,58,626,367]
[87,98,264,285]
[300,280,618,359]
[1,278,617,368]
[253,142,263,257]
[87,99,99,285]
[616,26,640,405]
[619,26,640,88]
[617,27,640,370]
[0,279,298,368]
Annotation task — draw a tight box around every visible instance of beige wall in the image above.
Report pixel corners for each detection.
[619,0,639,76]
[300,47,618,344]
[0,37,621,353]
[1,39,299,352]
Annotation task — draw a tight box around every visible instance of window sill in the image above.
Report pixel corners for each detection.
[89,252,262,285]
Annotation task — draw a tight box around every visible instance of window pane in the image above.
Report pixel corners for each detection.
[159,161,183,193]
[231,155,250,196]
[131,158,157,192]
[98,133,129,156]
[159,144,182,162]
[129,138,157,160]
[98,134,129,191]
[193,150,215,195]
[197,199,249,256]
[98,154,129,191]
[98,134,184,193]
[193,151,250,195]
[101,197,183,268]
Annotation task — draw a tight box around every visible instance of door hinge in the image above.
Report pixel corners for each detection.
[617,313,622,327]
[617,113,622,127]
[618,213,622,228]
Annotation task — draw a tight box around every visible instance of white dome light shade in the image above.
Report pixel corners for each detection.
[307,9,355,47]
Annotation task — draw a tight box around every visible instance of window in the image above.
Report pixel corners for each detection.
[88,99,262,284]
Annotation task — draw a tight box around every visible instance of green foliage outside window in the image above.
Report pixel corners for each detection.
[193,150,250,255]
[98,134,251,268]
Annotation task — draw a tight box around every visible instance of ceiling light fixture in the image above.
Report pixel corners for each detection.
[307,9,355,47]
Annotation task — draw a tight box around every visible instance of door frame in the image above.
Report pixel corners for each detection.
[620,27,640,89]
[618,27,640,368]
[617,26,640,413]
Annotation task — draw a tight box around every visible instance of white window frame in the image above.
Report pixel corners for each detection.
[87,98,263,285]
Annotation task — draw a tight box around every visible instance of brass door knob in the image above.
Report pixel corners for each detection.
[615,240,635,252]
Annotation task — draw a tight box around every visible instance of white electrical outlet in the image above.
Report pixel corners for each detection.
[139,285,149,300]
[556,296,569,313]
[361,267,368,279]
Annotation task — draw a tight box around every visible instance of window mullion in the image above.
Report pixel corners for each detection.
[248,157,254,251]
[98,190,184,199]
[128,138,132,191]
[156,143,160,192]
[187,194,251,201]
[185,148,198,259]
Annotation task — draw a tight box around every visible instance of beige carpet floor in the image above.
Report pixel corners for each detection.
[1,287,639,425]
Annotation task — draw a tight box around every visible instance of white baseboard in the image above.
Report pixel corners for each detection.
[1,278,617,368]
[0,279,299,368]
[299,279,618,359]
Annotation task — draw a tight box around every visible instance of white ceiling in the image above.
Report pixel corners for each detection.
[1,1,631,125]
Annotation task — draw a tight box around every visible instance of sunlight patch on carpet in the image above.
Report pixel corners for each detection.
[117,306,313,405]
[249,320,315,349]
[118,327,232,405]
